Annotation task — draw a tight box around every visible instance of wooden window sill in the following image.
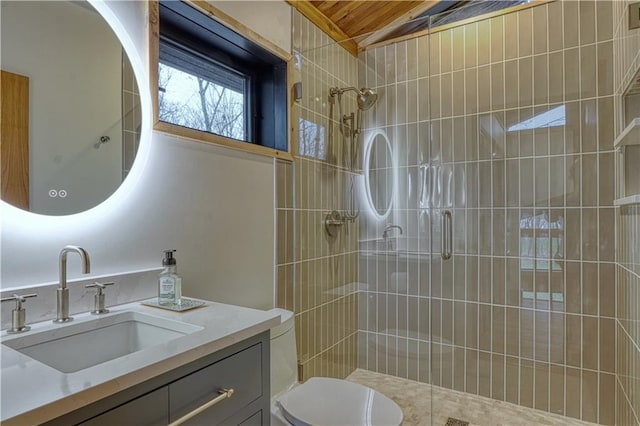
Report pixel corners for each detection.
[154,121,294,162]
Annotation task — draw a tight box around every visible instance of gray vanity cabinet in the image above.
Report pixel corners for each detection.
[45,332,270,426]
[169,341,263,424]
[80,388,169,426]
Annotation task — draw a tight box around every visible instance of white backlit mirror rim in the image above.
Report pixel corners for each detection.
[363,129,395,220]
[1,0,151,220]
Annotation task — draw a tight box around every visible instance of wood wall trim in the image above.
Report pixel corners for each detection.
[362,0,555,52]
[286,0,359,57]
[154,122,294,162]
[149,1,160,131]
[148,0,293,161]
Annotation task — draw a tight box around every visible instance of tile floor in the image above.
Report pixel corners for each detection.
[346,369,598,426]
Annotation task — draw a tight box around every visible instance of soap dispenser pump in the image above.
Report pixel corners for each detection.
[158,249,182,305]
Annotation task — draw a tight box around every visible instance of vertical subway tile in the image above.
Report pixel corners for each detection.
[440,30,452,73]
[582,208,598,262]
[566,367,582,419]
[532,5,547,54]
[519,57,533,107]
[504,13,518,60]
[465,69,478,115]
[564,48,580,102]
[599,372,616,425]
[518,8,533,57]
[492,354,505,401]
[582,262,598,315]
[466,349,479,395]
[600,318,615,374]
[563,1,579,48]
[598,97,615,151]
[581,154,598,206]
[477,66,491,113]
[599,263,615,317]
[582,316,598,371]
[533,54,548,105]
[550,364,565,415]
[579,0,596,45]
[465,23,478,68]
[490,16,504,63]
[596,1,613,42]
[534,362,549,412]
[582,369,598,423]
[477,19,490,66]
[598,42,614,97]
[566,314,582,368]
[452,26,465,71]
[504,60,519,109]
[547,1,563,52]
[491,63,505,111]
[520,359,534,408]
[548,52,564,104]
[478,351,492,398]
[580,44,597,99]
[521,308,534,359]
[506,356,519,404]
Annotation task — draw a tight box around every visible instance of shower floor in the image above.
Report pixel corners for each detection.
[346,369,597,426]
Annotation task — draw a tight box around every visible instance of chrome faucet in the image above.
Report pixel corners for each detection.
[382,224,403,240]
[382,224,403,251]
[54,245,91,323]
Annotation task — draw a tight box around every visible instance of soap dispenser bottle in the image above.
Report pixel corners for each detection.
[158,249,182,305]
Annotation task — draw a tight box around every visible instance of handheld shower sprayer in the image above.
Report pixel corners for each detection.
[328,86,379,224]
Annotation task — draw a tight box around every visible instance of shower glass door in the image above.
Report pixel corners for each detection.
[427,1,618,424]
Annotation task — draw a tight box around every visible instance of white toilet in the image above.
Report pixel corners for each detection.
[268,308,403,426]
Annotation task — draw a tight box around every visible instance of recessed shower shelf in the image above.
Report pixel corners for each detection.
[614,194,640,206]
[614,118,640,148]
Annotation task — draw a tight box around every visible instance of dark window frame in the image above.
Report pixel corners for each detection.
[153,0,290,156]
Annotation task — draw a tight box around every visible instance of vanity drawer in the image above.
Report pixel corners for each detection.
[79,387,168,426]
[169,342,263,425]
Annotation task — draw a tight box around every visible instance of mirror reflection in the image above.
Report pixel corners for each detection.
[366,131,393,216]
[0,1,141,215]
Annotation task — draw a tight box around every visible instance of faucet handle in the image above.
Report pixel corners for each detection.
[1,293,37,308]
[85,282,114,292]
[1,293,37,333]
[85,282,114,315]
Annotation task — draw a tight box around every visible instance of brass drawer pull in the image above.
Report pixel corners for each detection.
[168,388,235,426]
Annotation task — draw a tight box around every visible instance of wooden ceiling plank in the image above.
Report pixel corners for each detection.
[358,0,441,47]
[286,0,359,56]
[324,1,369,34]
[346,1,422,36]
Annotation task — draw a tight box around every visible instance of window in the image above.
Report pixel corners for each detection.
[153,1,289,155]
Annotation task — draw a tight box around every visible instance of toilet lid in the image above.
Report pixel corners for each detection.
[277,377,403,426]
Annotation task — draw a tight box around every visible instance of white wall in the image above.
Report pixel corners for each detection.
[1,1,123,215]
[0,0,292,310]
[212,1,292,53]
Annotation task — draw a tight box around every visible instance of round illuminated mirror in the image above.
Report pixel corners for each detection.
[365,130,394,217]
[1,1,141,215]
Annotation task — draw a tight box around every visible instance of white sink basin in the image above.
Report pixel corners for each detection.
[2,311,203,373]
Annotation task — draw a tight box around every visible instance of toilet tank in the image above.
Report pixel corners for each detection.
[268,308,298,398]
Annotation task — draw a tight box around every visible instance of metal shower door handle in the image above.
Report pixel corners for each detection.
[441,210,452,260]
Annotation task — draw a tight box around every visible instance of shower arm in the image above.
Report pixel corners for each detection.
[330,87,359,97]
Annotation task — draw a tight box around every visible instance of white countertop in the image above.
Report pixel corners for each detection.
[0,299,280,425]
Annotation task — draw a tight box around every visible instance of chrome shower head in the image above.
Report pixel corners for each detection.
[357,88,377,111]
[330,86,378,110]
